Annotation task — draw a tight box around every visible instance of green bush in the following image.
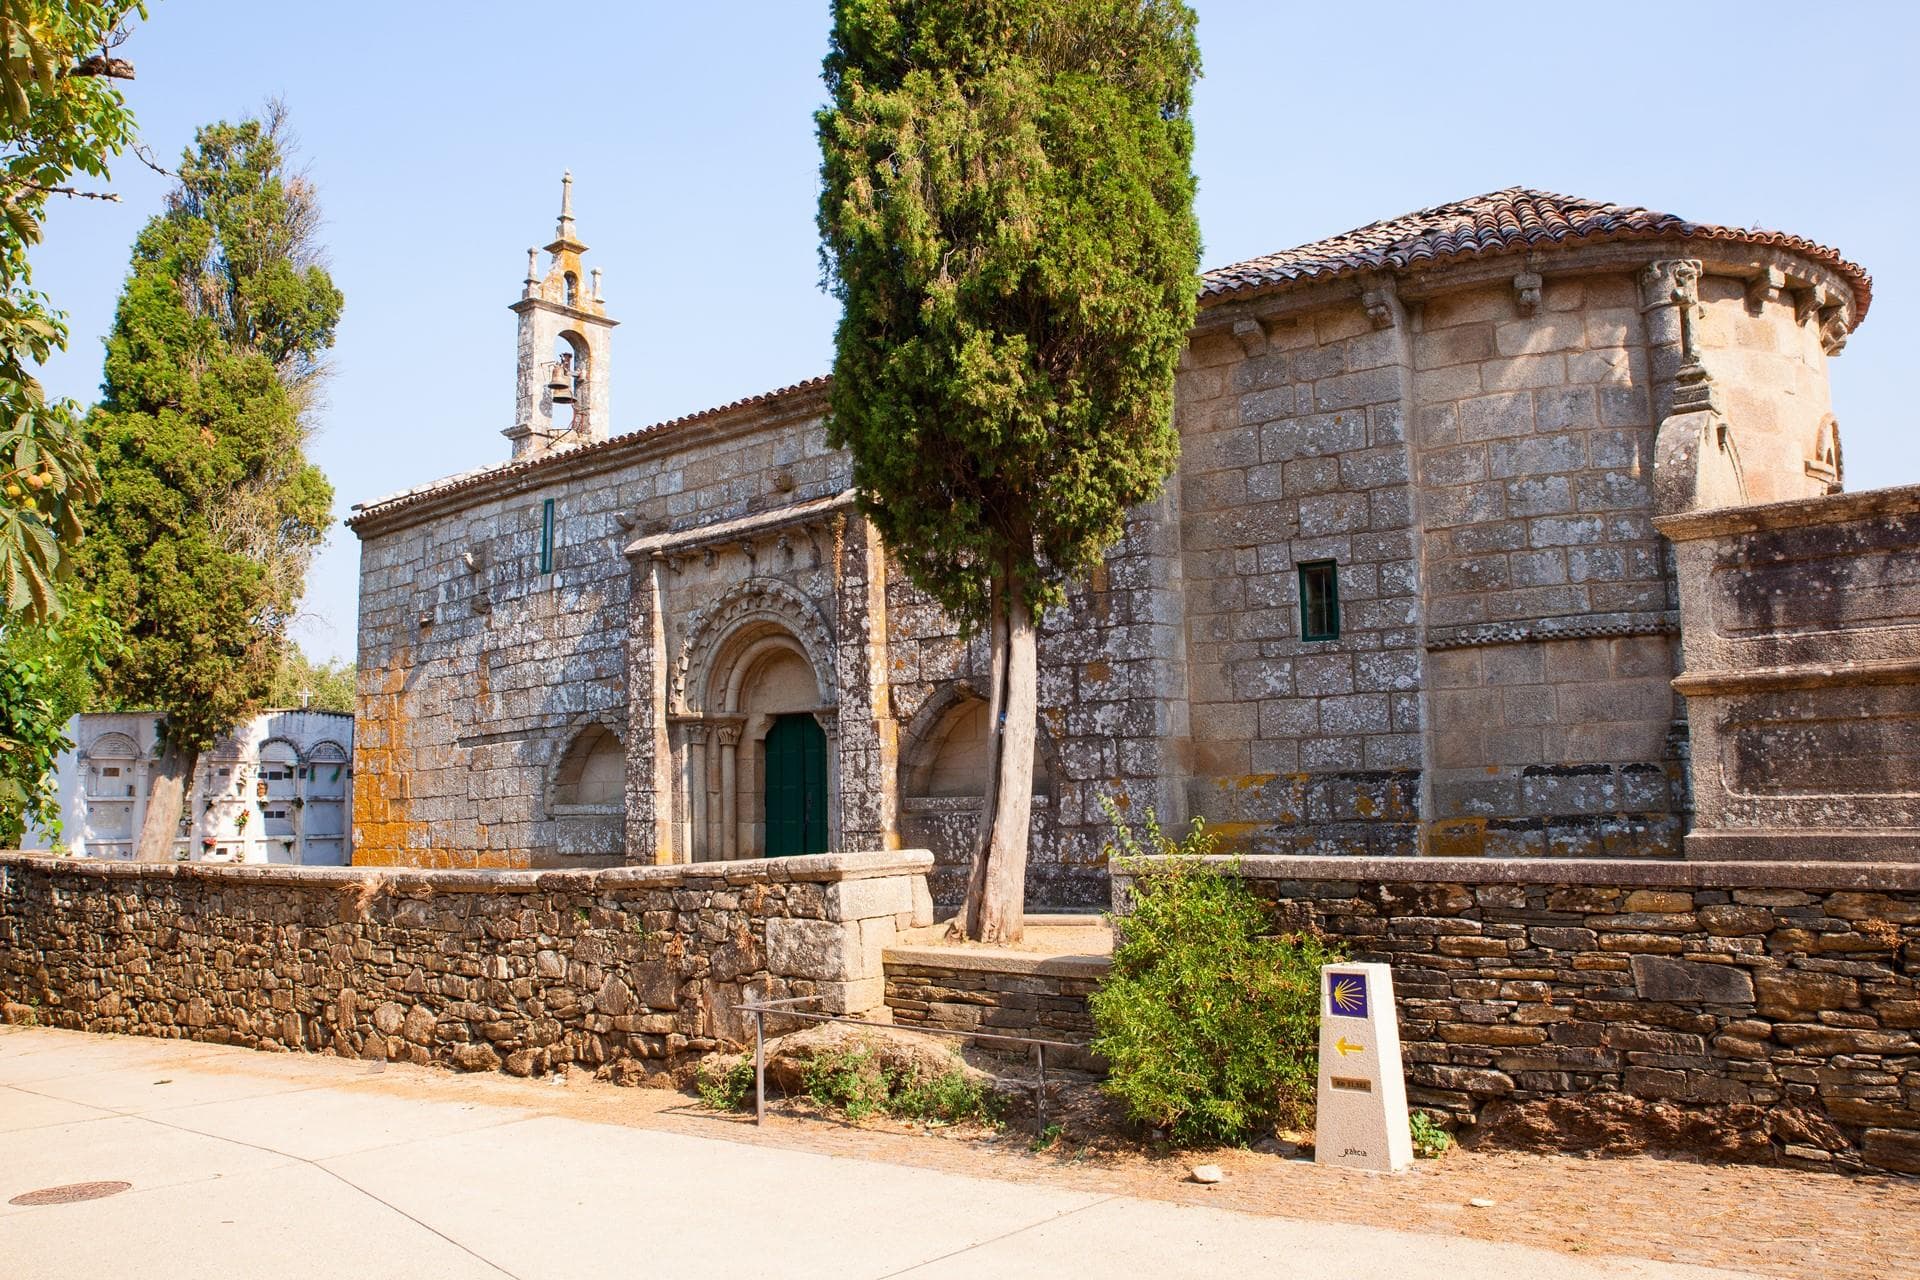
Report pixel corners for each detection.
[801,1044,892,1120]
[1090,804,1345,1147]
[891,1066,1003,1126]
[798,1042,1002,1126]
[1410,1109,1454,1159]
[695,1057,755,1111]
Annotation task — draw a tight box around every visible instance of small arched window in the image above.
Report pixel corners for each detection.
[564,271,579,307]
[906,694,1051,802]
[1805,416,1842,492]
[552,723,624,812]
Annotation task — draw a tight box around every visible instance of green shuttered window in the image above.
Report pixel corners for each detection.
[1298,560,1340,641]
[539,498,555,575]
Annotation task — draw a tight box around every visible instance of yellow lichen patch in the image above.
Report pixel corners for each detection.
[1200,820,1260,853]
[1354,792,1378,817]
[1429,818,1486,858]
[1225,773,1278,792]
[350,645,431,867]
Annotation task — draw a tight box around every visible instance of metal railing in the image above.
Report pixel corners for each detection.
[732,995,1085,1136]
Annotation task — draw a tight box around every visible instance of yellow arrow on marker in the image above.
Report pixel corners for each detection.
[1335,1036,1364,1057]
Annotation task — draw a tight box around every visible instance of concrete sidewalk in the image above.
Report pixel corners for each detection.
[0,1026,1756,1280]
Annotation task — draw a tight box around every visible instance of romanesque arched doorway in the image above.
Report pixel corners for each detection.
[672,577,838,862]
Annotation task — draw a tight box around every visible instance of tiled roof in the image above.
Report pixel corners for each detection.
[1200,187,1871,321]
[346,376,831,528]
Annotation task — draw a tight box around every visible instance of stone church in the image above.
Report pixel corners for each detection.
[348,178,1901,909]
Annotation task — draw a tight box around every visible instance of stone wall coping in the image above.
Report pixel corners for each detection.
[0,849,934,894]
[623,489,854,559]
[1653,482,1920,542]
[882,944,1111,979]
[1115,855,1920,893]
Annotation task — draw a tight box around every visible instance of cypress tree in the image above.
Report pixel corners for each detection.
[81,106,340,860]
[818,1,1202,940]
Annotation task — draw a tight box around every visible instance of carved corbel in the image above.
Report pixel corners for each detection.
[613,512,639,532]
[702,547,716,569]
[1359,273,1398,329]
[471,587,492,616]
[1745,266,1785,314]
[1818,307,1850,355]
[460,548,484,573]
[1231,318,1267,356]
[1512,270,1543,317]
[738,541,757,570]
[1794,283,1833,326]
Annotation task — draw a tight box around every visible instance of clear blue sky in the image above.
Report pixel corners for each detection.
[30,1,1920,665]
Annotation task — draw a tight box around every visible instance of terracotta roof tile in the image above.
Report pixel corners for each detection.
[1200,187,1871,321]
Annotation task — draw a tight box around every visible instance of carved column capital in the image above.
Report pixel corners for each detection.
[1640,258,1703,313]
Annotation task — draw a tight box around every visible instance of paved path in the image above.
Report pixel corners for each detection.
[0,1027,1757,1280]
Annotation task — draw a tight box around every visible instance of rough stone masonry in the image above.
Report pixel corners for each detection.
[0,850,933,1079]
[1111,856,1920,1176]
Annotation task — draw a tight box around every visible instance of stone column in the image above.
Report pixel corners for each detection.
[679,723,708,861]
[717,723,741,860]
[1644,260,1744,514]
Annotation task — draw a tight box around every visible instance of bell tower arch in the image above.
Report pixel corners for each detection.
[505,171,618,459]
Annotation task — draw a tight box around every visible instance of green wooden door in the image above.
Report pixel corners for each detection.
[764,713,828,857]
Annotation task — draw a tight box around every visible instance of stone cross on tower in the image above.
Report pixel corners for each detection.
[505,171,618,460]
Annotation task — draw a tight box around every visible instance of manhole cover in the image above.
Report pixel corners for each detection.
[9,1181,132,1206]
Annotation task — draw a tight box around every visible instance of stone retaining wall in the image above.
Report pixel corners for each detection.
[0,850,932,1079]
[1115,856,1920,1175]
[883,942,1105,1073]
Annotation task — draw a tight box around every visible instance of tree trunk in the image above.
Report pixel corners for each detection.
[135,738,195,862]
[963,569,1037,945]
[957,573,1007,938]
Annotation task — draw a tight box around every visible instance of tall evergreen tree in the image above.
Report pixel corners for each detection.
[818,1,1202,940]
[82,106,340,860]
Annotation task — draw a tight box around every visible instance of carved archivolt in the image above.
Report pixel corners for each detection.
[80,732,140,762]
[672,576,836,712]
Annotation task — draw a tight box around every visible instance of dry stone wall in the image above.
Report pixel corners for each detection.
[1113,856,1920,1175]
[883,943,1104,1073]
[0,851,932,1078]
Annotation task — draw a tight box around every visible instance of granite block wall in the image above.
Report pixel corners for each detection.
[1173,297,1425,854]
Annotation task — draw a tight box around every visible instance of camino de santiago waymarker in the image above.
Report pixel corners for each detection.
[1314,962,1414,1173]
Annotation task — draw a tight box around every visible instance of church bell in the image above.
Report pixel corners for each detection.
[548,358,576,405]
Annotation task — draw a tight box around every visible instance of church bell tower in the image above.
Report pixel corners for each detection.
[505,172,617,459]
